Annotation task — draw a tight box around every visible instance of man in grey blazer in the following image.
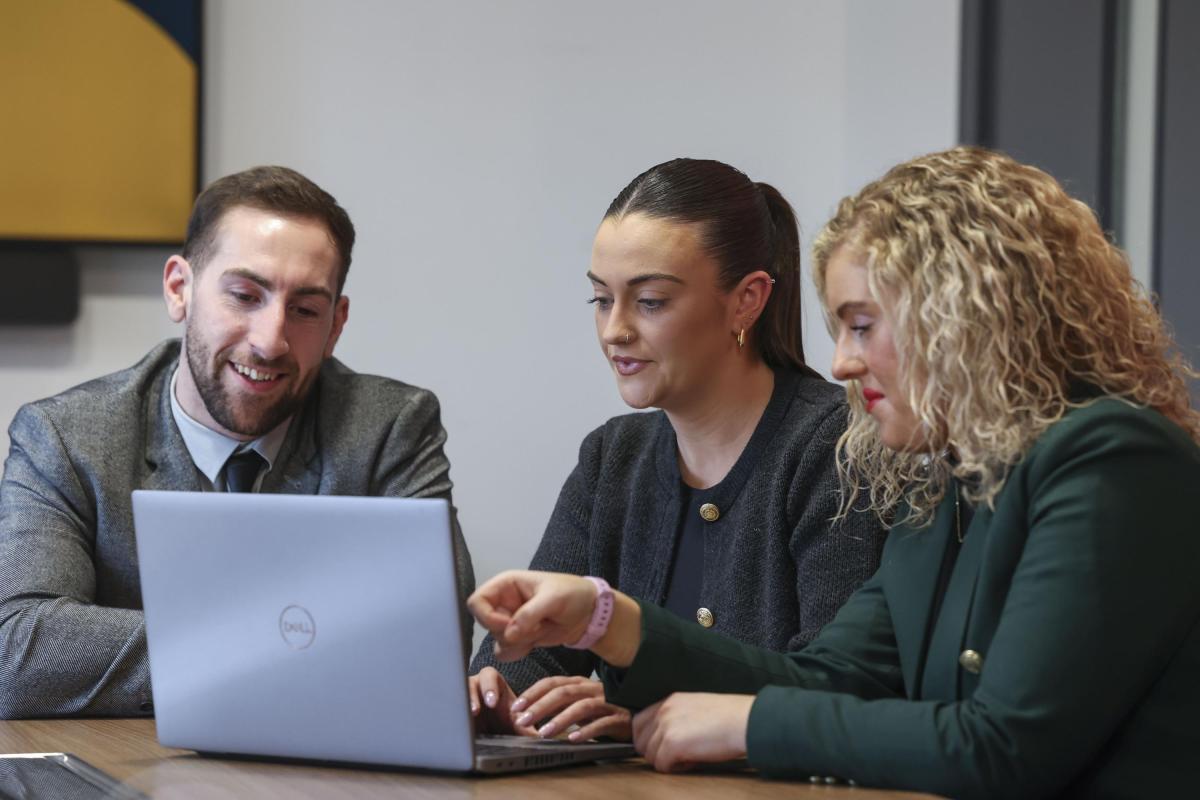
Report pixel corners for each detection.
[0,166,474,718]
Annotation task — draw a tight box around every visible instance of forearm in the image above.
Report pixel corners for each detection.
[605,585,904,712]
[0,598,151,718]
[747,687,1072,800]
[602,601,813,711]
[592,591,641,667]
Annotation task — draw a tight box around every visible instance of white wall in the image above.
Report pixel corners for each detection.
[0,1,959,645]
[0,246,178,431]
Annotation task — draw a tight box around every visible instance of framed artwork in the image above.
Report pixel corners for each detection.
[0,0,201,244]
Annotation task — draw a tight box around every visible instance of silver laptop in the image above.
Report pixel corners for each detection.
[132,491,634,774]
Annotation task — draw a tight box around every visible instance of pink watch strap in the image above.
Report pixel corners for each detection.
[565,577,614,650]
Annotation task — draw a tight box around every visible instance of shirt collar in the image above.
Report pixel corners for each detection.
[169,365,291,485]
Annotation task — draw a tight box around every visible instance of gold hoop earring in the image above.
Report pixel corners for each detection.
[736,328,745,348]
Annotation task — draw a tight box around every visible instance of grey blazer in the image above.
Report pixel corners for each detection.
[0,339,474,718]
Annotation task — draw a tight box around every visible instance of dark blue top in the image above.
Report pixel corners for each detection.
[663,482,711,622]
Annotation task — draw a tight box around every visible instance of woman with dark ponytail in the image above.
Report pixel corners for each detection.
[468,159,884,741]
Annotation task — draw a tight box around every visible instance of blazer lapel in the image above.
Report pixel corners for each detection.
[888,491,956,696]
[920,503,992,700]
[142,367,205,493]
[260,396,321,495]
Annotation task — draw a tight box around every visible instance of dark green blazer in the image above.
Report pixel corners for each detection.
[607,399,1200,799]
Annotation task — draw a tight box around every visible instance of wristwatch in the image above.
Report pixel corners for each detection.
[565,576,614,650]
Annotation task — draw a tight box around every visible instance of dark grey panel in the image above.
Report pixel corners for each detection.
[1155,0,1200,391]
[0,247,80,325]
[961,0,1117,228]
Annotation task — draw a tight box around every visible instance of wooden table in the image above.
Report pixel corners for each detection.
[0,718,940,799]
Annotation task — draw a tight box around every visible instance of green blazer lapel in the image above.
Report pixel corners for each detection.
[887,491,956,696]
[143,366,205,493]
[920,504,992,700]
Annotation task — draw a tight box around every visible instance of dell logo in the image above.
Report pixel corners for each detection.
[279,605,316,649]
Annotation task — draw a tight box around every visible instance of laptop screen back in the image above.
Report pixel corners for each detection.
[133,491,474,771]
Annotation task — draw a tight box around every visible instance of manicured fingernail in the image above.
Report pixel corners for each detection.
[484,691,497,708]
[515,712,532,727]
[511,697,528,712]
[568,731,582,742]
[538,722,556,738]
[470,701,479,714]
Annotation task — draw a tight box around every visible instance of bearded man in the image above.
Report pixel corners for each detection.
[0,166,474,717]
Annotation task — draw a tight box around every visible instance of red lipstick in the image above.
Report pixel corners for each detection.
[862,388,884,412]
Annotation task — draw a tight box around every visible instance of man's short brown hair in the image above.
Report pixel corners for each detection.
[182,166,356,293]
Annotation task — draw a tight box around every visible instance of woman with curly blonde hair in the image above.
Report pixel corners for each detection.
[467,146,1200,798]
[813,145,1199,528]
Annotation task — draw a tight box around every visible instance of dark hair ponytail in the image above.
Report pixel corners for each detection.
[604,158,808,372]
[754,182,806,370]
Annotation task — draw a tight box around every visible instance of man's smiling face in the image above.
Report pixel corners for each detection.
[167,205,349,440]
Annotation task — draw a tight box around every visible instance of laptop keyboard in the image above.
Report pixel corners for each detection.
[475,735,580,754]
[473,734,637,772]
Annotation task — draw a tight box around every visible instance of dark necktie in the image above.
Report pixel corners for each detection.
[224,450,267,493]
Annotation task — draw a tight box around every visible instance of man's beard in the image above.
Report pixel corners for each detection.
[184,321,312,438]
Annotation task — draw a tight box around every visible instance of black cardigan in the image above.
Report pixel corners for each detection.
[470,370,886,692]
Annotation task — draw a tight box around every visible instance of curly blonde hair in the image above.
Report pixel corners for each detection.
[813,146,1200,527]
